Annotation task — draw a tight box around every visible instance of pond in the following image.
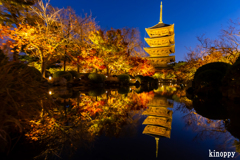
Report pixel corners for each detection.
[5,84,240,160]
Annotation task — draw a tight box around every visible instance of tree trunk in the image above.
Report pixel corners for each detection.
[107,65,109,76]
[13,46,19,62]
[64,52,66,71]
[41,57,46,78]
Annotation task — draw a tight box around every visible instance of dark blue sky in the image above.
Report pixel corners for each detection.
[51,0,240,62]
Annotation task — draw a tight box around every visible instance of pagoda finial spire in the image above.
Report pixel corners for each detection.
[159,1,163,23]
[155,137,159,158]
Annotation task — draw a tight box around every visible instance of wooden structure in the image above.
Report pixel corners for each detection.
[144,2,175,70]
[142,85,173,157]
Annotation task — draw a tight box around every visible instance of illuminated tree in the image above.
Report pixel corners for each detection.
[8,0,66,77]
[57,7,98,72]
[89,29,128,75]
[121,27,147,57]
[128,56,155,76]
[0,0,37,26]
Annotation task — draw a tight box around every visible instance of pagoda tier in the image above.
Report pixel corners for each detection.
[146,24,174,38]
[142,106,173,118]
[142,116,172,128]
[144,1,175,69]
[147,96,173,108]
[143,125,171,138]
[144,34,175,47]
[144,45,175,57]
[147,56,175,68]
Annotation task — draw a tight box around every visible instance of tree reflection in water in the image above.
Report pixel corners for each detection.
[175,91,240,156]
[3,81,240,159]
[23,87,155,159]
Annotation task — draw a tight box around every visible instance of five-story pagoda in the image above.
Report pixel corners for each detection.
[144,2,175,69]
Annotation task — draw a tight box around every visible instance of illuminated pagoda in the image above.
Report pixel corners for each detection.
[144,2,175,69]
[142,95,173,157]
[147,95,173,108]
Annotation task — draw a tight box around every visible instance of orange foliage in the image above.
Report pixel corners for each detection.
[129,57,155,76]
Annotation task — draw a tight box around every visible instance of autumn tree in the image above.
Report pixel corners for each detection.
[128,56,155,76]
[174,19,240,82]
[0,0,38,26]
[9,0,67,77]
[121,27,147,57]
[89,29,128,75]
[55,7,98,73]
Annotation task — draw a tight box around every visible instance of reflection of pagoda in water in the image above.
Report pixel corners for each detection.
[144,2,175,70]
[142,94,173,157]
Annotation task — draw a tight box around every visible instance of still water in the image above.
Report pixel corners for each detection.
[10,84,240,160]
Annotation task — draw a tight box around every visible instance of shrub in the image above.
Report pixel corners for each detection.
[117,74,130,83]
[194,62,231,81]
[0,61,55,154]
[194,69,224,92]
[7,62,43,81]
[88,73,105,83]
[118,87,129,94]
[28,66,43,81]
[53,71,72,82]
[68,71,80,79]
[144,76,155,82]
[222,56,240,97]
[79,73,90,80]
[99,74,106,81]
[193,62,231,93]
[88,88,106,96]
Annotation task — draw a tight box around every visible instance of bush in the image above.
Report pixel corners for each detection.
[194,62,231,81]
[88,73,105,83]
[99,74,106,81]
[117,74,130,83]
[118,87,129,94]
[222,56,240,97]
[194,69,224,93]
[68,71,80,79]
[193,62,231,93]
[53,71,72,82]
[0,60,55,154]
[28,66,43,81]
[79,73,90,80]
[7,62,43,82]
[88,88,106,96]
[144,76,155,82]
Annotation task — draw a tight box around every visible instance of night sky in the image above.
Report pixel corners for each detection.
[50,0,240,62]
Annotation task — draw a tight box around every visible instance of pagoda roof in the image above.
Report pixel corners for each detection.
[145,34,174,40]
[144,45,175,50]
[147,22,172,29]
[147,55,175,59]
[143,125,171,138]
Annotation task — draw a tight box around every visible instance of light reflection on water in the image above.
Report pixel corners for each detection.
[8,84,240,160]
